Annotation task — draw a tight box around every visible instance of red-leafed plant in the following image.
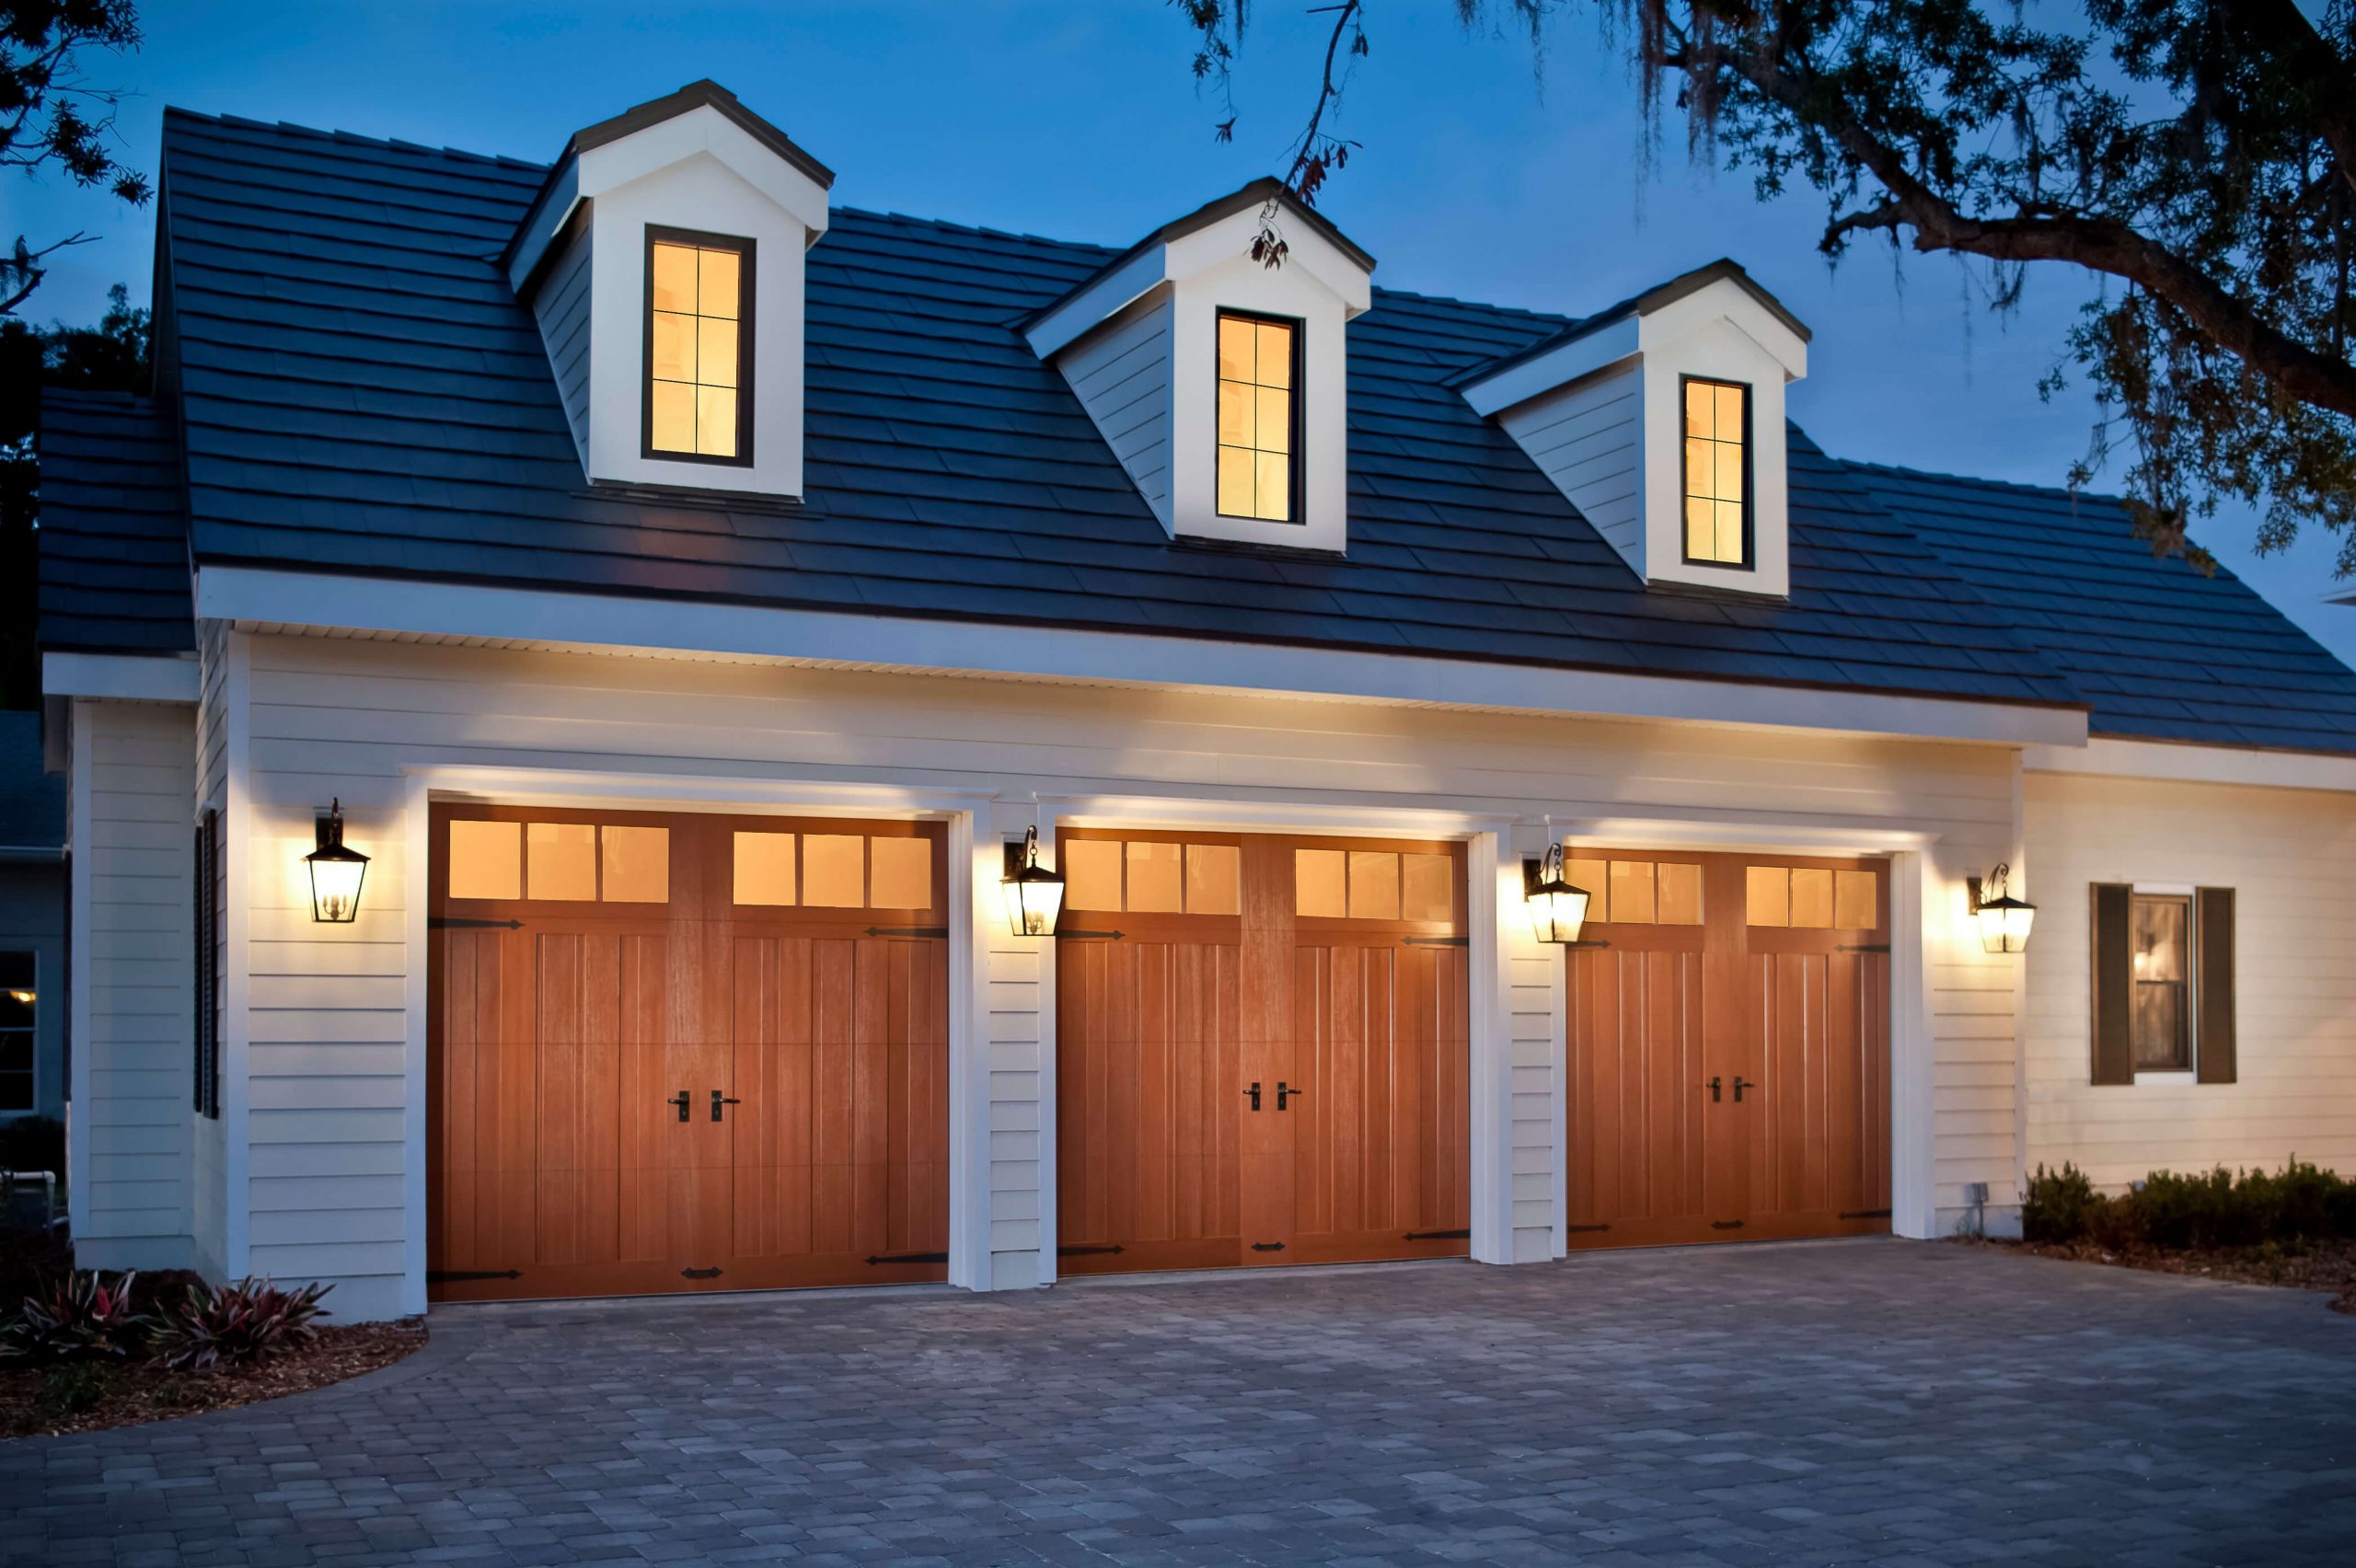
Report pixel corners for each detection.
[154,1277,332,1371]
[0,1270,155,1362]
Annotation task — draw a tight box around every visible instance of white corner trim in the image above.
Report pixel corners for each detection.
[64,702,94,1234]
[222,632,254,1279]
[2024,736,2356,793]
[1888,850,1936,1239]
[1465,829,1512,1265]
[43,651,200,704]
[401,772,431,1317]
[196,567,2088,750]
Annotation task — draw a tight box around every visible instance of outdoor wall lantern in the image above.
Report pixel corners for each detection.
[1522,844,1592,945]
[306,799,370,924]
[1967,861,2036,954]
[1000,824,1066,937]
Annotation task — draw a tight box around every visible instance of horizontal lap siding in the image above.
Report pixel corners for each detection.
[1497,365,1641,570]
[1060,303,1173,527]
[2023,771,2356,1186]
[241,635,2017,1308]
[76,701,196,1259]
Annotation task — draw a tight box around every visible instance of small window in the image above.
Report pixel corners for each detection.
[1059,838,1239,916]
[2131,894,2191,1072]
[1,951,35,1113]
[1681,377,1750,567]
[645,229,753,465]
[1215,311,1298,523]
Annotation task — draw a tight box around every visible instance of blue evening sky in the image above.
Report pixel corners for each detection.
[15,0,2354,665]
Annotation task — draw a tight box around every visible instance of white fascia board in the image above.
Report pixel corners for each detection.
[1461,317,1639,418]
[41,651,200,704]
[196,565,2089,748]
[1024,247,1175,360]
[577,104,829,239]
[1643,277,1807,379]
[505,157,582,294]
[2024,735,2356,793]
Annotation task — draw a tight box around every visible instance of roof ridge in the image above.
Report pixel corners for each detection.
[164,105,549,172]
[1842,455,2129,513]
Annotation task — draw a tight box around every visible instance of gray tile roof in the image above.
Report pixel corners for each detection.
[37,388,193,653]
[33,105,2356,754]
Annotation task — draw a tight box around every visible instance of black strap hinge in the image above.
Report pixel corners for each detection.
[867,1251,949,1265]
[1403,1228,1471,1240]
[680,1265,722,1280]
[1565,1223,1612,1234]
[426,1268,522,1283]
[1057,1244,1126,1257]
[1710,1219,1746,1230]
[865,926,949,938]
[430,917,524,930]
[1056,928,1126,940]
[1250,1241,1286,1252]
[1402,936,1470,948]
[1838,1208,1893,1220]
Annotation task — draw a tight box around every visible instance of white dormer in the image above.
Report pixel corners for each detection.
[1461,260,1809,598]
[505,81,834,500]
[1024,179,1374,554]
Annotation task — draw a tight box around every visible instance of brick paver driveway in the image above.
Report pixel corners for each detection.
[4,1239,2350,1566]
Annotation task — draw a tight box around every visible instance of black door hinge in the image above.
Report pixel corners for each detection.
[865,926,949,938]
[1057,1243,1126,1257]
[1404,1228,1471,1240]
[1710,1219,1746,1230]
[867,1251,949,1265]
[426,1268,521,1283]
[1566,1224,1612,1234]
[1838,1208,1893,1220]
[430,917,524,929]
[1250,1241,1287,1252]
[1057,928,1126,940]
[681,1265,722,1279]
[1402,935,1470,947]
[1839,943,1891,953]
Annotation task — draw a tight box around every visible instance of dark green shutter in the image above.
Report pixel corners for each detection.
[2090,882,2132,1086]
[2195,887,2236,1084]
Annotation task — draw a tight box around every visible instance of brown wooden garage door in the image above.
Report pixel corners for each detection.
[427,805,948,1301]
[1056,831,1470,1274]
[1565,850,1890,1249]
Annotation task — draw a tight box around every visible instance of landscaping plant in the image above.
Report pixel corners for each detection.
[0,1270,154,1363]
[154,1277,332,1371]
[2019,1159,2356,1251]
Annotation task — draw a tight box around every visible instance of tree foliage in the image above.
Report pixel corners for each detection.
[2,0,152,316]
[1179,1,2356,574]
[1,282,150,708]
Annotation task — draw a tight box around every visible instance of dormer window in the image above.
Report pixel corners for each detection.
[1681,377,1750,568]
[1215,311,1299,524]
[645,228,755,464]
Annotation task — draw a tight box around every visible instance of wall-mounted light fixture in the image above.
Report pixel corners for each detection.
[306,799,370,923]
[1966,860,2035,954]
[1000,824,1066,937]
[1522,843,1592,945]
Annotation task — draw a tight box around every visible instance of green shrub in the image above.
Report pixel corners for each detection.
[31,1362,121,1422]
[2022,1162,2102,1243]
[154,1277,331,1371]
[0,1270,154,1363]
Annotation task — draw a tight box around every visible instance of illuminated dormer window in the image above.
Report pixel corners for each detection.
[644,228,754,465]
[1215,311,1299,524]
[1681,377,1750,568]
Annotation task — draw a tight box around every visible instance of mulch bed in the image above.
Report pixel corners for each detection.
[0,1322,426,1441]
[1958,1234,2356,1315]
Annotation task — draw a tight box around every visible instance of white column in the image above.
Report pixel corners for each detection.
[1889,850,1937,1239]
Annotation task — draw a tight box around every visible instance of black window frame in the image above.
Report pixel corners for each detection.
[641,225,757,469]
[192,810,220,1119]
[0,949,35,1114]
[1212,306,1306,526]
[1678,374,1756,571]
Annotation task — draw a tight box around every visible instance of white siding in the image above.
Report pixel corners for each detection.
[225,633,2020,1313]
[2022,769,2356,1186]
[1496,363,1642,573]
[69,699,198,1269]
[1057,300,1173,526]
[533,224,594,463]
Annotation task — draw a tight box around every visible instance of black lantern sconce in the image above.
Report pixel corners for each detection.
[1966,861,2036,954]
[1521,843,1593,945]
[306,799,371,923]
[1000,824,1066,938]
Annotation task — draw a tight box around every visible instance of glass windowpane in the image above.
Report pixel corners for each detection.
[1347,851,1400,920]
[652,243,697,313]
[1746,865,1790,927]
[1185,844,1241,917]
[803,834,864,906]
[651,312,695,382]
[600,825,669,904]
[1254,451,1290,521]
[448,819,522,901]
[1834,870,1879,928]
[650,381,694,453]
[1218,381,1253,446]
[1063,839,1123,911]
[1255,386,1290,454]
[869,836,932,910]
[698,386,738,456]
[1657,861,1703,925]
[698,248,740,318]
[1685,437,1714,499]
[697,317,736,388]
[1715,382,1744,437]
[1256,322,1292,387]
[1789,867,1834,928]
[1402,853,1452,923]
[1714,443,1743,502]
[526,822,596,901]
[1565,859,1611,923]
[1218,316,1254,381]
[1684,379,1713,438]
[1610,860,1656,924]
[1125,841,1183,913]
[1685,497,1714,559]
[1296,849,1345,919]
[1715,501,1745,561]
[733,832,796,905]
[1217,446,1254,516]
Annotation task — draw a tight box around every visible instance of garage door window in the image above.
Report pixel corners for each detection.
[1295,848,1452,922]
[730,829,933,911]
[1746,865,1878,928]
[1565,859,1703,925]
[1062,839,1240,916]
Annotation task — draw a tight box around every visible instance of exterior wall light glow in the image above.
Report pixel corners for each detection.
[1000,825,1066,937]
[1967,861,2035,954]
[1522,844,1592,945]
[306,799,370,923]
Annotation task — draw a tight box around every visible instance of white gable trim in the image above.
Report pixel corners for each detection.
[42,651,201,704]
[2024,736,2356,792]
[192,565,2088,748]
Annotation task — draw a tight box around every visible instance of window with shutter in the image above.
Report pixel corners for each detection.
[2089,881,2235,1087]
[192,811,221,1119]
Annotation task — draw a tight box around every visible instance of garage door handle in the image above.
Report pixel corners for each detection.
[1733,1077,1755,1103]
[1244,1080,1262,1111]
[1706,1076,1722,1103]
[1276,1081,1302,1110]
[711,1090,742,1122]
[668,1090,691,1123]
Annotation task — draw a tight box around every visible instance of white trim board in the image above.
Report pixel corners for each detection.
[2024,737,2356,793]
[195,566,2089,749]
[43,651,201,704]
